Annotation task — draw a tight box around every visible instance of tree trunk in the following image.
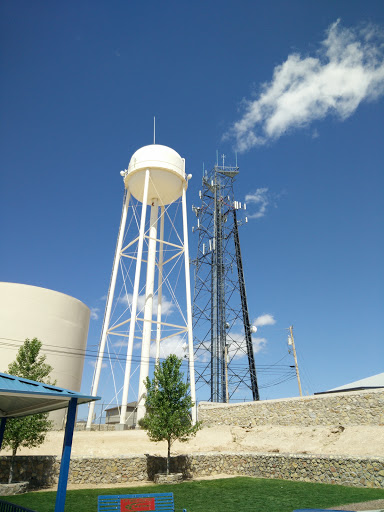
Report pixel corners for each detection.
[8,448,16,484]
[167,439,171,475]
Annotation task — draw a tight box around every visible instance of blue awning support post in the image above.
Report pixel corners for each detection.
[55,397,78,512]
[0,418,7,450]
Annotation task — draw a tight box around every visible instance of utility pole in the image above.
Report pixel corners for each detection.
[224,344,229,403]
[288,325,303,397]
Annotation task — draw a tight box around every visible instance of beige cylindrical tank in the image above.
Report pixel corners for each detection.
[0,282,90,428]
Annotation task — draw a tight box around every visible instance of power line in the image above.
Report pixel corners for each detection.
[0,336,295,378]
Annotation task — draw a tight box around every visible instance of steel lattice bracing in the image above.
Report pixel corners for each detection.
[192,162,259,402]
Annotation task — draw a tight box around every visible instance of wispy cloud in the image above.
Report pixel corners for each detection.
[252,337,267,353]
[119,293,174,316]
[149,337,187,359]
[90,307,100,320]
[253,314,276,327]
[245,188,269,219]
[227,331,267,359]
[226,20,384,151]
[113,338,128,348]
[88,360,107,368]
[116,337,188,359]
[194,331,266,363]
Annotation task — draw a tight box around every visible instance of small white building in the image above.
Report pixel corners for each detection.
[105,402,137,428]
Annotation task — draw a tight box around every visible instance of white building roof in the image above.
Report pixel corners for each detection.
[328,372,384,392]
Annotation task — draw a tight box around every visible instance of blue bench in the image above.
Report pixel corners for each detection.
[0,499,37,512]
[98,492,186,512]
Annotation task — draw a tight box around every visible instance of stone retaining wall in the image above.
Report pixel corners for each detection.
[0,456,59,489]
[198,389,384,427]
[74,424,117,432]
[1,453,383,490]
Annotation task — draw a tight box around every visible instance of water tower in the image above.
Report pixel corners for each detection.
[86,144,196,429]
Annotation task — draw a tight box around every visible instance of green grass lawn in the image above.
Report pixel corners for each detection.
[2,477,384,512]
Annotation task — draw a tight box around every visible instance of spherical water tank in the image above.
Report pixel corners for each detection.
[0,282,90,428]
[125,144,186,205]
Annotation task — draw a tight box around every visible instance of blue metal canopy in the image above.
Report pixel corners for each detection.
[0,372,98,418]
[0,372,100,512]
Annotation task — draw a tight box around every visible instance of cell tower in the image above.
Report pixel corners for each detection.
[86,144,196,429]
[192,155,259,403]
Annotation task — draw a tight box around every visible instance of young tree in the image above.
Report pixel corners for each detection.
[2,338,54,483]
[139,354,201,475]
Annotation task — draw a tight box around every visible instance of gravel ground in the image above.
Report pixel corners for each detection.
[327,499,384,511]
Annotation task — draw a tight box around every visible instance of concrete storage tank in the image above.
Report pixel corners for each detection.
[0,282,90,428]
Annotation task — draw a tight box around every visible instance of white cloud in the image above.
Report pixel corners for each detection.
[113,338,128,348]
[194,342,211,363]
[252,337,267,353]
[90,307,100,320]
[227,331,266,358]
[119,293,174,316]
[245,188,269,219]
[253,314,276,327]
[117,337,188,359]
[149,337,187,360]
[88,360,107,368]
[194,332,266,363]
[226,20,384,151]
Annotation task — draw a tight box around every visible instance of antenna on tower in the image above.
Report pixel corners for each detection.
[235,151,238,168]
[153,116,156,144]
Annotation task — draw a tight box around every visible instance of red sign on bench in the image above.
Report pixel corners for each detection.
[120,497,156,512]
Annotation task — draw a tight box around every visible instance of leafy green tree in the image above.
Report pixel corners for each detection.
[2,338,54,483]
[139,354,201,475]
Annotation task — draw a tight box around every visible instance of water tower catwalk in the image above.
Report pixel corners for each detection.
[87,144,196,429]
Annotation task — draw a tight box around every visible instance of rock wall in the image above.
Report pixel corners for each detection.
[1,453,383,489]
[1,391,382,491]
[198,389,384,427]
[0,456,59,489]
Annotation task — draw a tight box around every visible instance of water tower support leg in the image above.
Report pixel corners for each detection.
[155,206,165,365]
[119,170,150,426]
[182,186,197,424]
[137,198,159,423]
[86,191,131,431]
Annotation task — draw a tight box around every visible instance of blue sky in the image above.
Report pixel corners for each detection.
[1,1,383,414]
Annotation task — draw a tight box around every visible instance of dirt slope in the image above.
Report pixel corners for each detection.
[2,425,382,457]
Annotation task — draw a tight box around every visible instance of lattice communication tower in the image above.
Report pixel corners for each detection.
[192,158,259,403]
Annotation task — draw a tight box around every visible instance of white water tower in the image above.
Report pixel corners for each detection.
[86,144,196,429]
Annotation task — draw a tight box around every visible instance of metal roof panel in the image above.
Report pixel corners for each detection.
[0,372,100,418]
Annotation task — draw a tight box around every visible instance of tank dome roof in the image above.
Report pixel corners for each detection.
[125,144,186,205]
[127,144,183,174]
